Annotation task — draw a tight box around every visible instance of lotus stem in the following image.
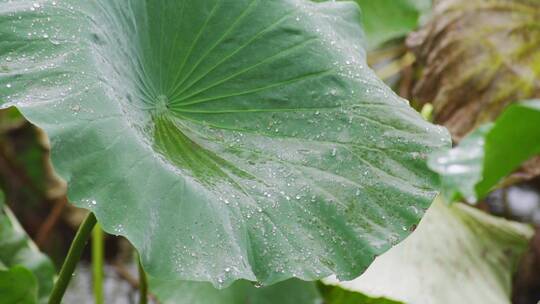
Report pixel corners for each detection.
[138,255,148,304]
[92,223,105,304]
[48,212,97,304]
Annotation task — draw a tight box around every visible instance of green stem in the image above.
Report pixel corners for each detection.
[138,256,148,304]
[92,223,104,304]
[48,212,97,304]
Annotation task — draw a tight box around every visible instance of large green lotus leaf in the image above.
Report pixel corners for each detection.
[324,197,533,304]
[0,0,450,286]
[429,100,540,202]
[0,266,39,304]
[0,191,55,304]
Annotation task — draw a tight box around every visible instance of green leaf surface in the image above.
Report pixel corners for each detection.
[0,0,449,286]
[150,278,321,304]
[428,125,491,202]
[355,0,430,50]
[150,277,403,304]
[0,191,55,304]
[0,266,39,304]
[325,197,533,304]
[429,100,540,202]
[318,282,403,304]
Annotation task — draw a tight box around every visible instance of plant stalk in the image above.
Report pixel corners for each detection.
[138,256,148,304]
[92,223,105,304]
[48,212,97,304]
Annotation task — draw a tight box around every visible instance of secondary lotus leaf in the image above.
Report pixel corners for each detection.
[150,278,321,304]
[428,125,491,202]
[0,0,449,286]
[318,282,403,304]
[429,100,540,202]
[149,276,402,304]
[0,191,56,304]
[355,0,431,50]
[408,0,540,139]
[325,197,533,304]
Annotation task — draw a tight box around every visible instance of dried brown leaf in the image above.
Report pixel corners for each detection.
[408,0,540,139]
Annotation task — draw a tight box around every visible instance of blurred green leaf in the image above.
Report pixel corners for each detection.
[0,107,25,131]
[0,191,55,304]
[428,125,491,202]
[429,100,540,202]
[150,276,404,304]
[0,266,39,304]
[150,278,321,304]
[355,0,430,50]
[324,197,533,304]
[318,282,403,304]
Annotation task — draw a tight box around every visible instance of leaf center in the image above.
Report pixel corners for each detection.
[155,95,170,115]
